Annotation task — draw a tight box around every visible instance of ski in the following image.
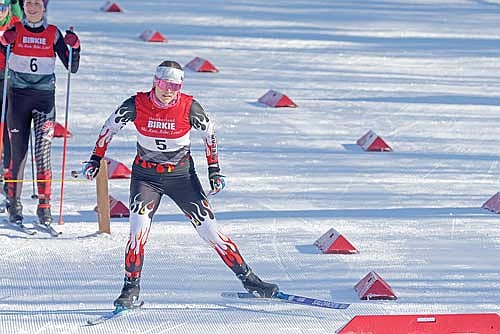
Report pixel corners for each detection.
[86,301,144,326]
[221,291,350,310]
[32,220,62,237]
[2,219,37,235]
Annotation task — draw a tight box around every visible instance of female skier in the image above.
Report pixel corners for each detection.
[0,0,80,226]
[84,60,279,308]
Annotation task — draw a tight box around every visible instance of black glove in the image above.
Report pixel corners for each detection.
[82,155,101,180]
[208,166,225,195]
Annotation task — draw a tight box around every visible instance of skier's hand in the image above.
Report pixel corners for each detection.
[64,30,80,49]
[208,167,225,195]
[82,157,101,180]
[1,30,16,45]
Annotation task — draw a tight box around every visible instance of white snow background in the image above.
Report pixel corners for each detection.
[1,0,500,333]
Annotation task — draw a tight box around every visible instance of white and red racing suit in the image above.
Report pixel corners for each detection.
[91,90,250,279]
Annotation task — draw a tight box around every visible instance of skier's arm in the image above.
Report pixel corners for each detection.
[91,96,137,160]
[189,100,225,194]
[190,99,219,170]
[10,0,23,19]
[54,28,80,73]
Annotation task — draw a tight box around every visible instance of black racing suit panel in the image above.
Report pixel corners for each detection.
[125,157,249,279]
[7,88,55,200]
[0,78,10,171]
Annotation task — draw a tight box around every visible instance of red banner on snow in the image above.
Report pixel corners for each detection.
[337,313,500,334]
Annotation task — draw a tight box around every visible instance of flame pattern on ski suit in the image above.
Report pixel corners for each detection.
[124,194,155,278]
[183,199,247,275]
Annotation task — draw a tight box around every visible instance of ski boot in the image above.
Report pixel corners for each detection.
[7,199,24,225]
[113,277,141,308]
[238,269,279,298]
[36,201,53,226]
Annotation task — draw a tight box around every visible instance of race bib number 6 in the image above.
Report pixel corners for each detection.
[8,54,56,75]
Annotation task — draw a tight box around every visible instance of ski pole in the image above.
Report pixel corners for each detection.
[57,28,74,225]
[29,129,38,199]
[0,44,11,183]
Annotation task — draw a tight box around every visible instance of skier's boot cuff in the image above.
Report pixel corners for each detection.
[113,277,141,308]
[37,204,53,225]
[238,269,279,298]
[7,199,23,224]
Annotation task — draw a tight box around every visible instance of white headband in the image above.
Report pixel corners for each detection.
[155,66,184,84]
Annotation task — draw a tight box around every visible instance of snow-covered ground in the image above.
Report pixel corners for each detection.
[1,0,500,333]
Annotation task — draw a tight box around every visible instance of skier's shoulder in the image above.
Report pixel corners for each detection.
[117,95,138,112]
[125,94,138,104]
[6,15,21,28]
[5,21,18,33]
[188,99,206,119]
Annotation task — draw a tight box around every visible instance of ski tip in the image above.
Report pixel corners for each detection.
[85,301,144,326]
[221,291,256,299]
[221,292,237,298]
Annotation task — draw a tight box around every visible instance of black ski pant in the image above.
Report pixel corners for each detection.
[0,78,10,173]
[123,159,249,279]
[6,88,55,201]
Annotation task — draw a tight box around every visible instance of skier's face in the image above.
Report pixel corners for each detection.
[24,0,45,23]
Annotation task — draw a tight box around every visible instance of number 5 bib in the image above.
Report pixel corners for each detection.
[133,92,194,153]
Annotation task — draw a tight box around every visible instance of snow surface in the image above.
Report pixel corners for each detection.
[1,0,500,333]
